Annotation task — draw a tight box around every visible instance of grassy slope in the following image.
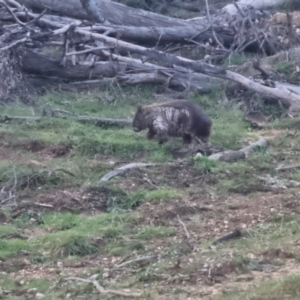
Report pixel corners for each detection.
[0,85,300,299]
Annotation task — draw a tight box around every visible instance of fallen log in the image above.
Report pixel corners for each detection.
[79,24,234,48]
[16,0,190,27]
[208,138,267,162]
[225,71,300,108]
[18,47,220,93]
[75,28,226,76]
[1,115,133,126]
[20,48,127,80]
[4,1,276,55]
[74,29,300,107]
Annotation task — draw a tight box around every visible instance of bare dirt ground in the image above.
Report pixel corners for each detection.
[1,127,300,299]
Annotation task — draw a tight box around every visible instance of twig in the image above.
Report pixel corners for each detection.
[0,0,27,27]
[177,214,190,239]
[48,168,76,178]
[0,37,28,51]
[20,201,54,208]
[204,0,229,52]
[275,163,300,172]
[114,255,157,269]
[0,195,15,204]
[66,46,113,56]
[66,275,141,297]
[99,163,156,182]
[26,8,48,25]
[51,109,77,117]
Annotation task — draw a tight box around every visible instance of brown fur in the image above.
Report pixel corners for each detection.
[132,100,212,145]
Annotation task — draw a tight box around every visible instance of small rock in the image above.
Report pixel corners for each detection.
[188,258,194,263]
[20,280,25,285]
[247,253,256,259]
[111,257,118,264]
[36,293,45,299]
[103,272,109,278]
[57,261,63,267]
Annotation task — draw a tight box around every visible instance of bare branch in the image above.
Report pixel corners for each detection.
[114,255,157,269]
[99,163,156,182]
[177,214,190,239]
[66,275,141,297]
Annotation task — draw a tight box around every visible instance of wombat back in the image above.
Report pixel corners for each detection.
[132,100,212,143]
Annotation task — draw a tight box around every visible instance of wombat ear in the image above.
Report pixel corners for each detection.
[137,104,143,111]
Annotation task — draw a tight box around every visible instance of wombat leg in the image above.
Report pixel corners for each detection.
[147,128,156,139]
[157,132,168,145]
[182,133,192,144]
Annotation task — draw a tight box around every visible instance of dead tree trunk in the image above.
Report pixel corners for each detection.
[16,0,189,26]
[0,49,23,102]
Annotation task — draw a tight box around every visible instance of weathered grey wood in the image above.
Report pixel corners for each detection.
[17,46,220,93]
[1,115,133,126]
[208,138,268,162]
[0,49,23,102]
[80,24,234,48]
[76,29,226,76]
[99,163,156,182]
[16,0,190,26]
[19,48,127,80]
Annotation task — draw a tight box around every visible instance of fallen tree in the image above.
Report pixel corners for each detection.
[12,0,284,54]
[19,47,221,93]
[0,0,300,110]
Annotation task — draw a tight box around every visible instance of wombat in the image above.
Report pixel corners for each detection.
[132,100,212,145]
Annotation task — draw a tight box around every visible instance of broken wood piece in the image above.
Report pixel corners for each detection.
[275,163,300,172]
[114,255,157,269]
[66,275,141,297]
[208,138,267,162]
[1,115,133,126]
[212,229,242,245]
[99,163,156,182]
[177,214,190,239]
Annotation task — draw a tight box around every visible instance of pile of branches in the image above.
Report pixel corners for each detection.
[0,0,300,110]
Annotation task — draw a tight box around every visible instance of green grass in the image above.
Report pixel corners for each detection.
[0,238,33,258]
[215,274,300,300]
[6,211,176,259]
[2,86,300,299]
[137,225,175,240]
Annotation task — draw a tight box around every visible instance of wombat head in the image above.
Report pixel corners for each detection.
[132,104,147,132]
